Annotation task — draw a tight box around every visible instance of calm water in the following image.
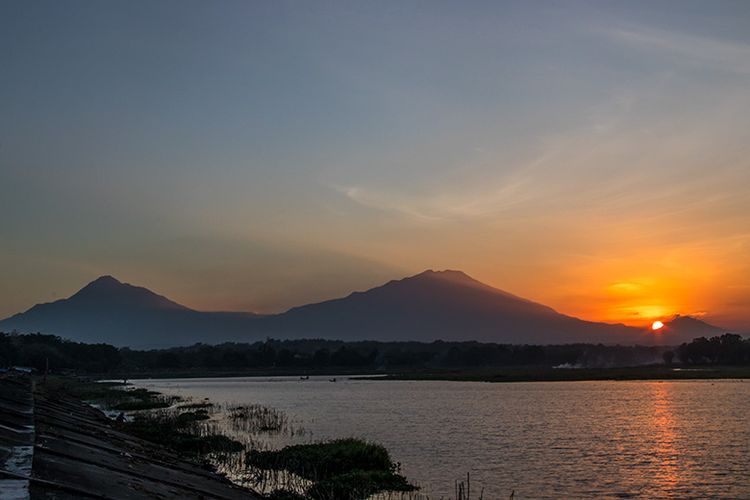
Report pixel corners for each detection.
[133,377,750,499]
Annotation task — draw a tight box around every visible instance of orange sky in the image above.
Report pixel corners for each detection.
[1,2,748,332]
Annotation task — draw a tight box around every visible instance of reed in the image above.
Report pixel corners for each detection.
[124,407,244,459]
[229,403,289,433]
[245,438,417,500]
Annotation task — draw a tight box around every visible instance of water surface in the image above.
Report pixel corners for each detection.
[133,377,750,499]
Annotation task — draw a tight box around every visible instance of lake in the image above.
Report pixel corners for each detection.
[133,377,750,499]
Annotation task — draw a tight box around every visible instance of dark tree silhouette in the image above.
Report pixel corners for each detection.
[662,351,674,365]
[3,331,748,375]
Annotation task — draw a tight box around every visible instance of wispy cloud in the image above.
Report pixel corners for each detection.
[606,25,750,75]
[331,173,534,223]
[332,184,444,222]
[331,75,750,233]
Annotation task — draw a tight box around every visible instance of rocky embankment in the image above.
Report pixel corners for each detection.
[0,373,260,499]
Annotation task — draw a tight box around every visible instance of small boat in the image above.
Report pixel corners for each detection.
[329,378,337,382]
[299,376,309,380]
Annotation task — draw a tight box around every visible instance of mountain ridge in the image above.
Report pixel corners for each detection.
[0,271,727,348]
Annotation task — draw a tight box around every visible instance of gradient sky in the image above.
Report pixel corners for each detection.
[2,1,749,331]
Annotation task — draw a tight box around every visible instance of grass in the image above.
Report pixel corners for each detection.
[42,376,180,410]
[125,410,244,457]
[112,398,173,411]
[246,438,417,500]
[229,404,289,433]
[308,470,415,500]
[44,375,244,463]
[42,376,128,401]
[178,401,214,409]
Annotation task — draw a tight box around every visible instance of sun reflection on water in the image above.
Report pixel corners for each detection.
[648,382,679,494]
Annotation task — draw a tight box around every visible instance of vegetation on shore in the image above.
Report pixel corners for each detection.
[247,439,417,500]
[45,375,416,499]
[18,333,749,499]
[6,331,750,380]
[356,364,750,383]
[9,332,750,385]
[43,376,242,460]
[126,409,245,459]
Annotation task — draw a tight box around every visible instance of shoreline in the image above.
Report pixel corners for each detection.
[58,374,419,498]
[0,373,260,499]
[107,364,750,384]
[353,365,750,383]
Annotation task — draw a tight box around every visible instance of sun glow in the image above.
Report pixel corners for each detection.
[652,320,665,331]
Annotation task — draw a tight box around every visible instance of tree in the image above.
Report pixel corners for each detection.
[662,350,674,366]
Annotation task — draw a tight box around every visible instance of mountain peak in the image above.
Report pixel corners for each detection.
[69,275,191,311]
[94,275,121,283]
[417,269,469,277]
[74,275,126,297]
[666,315,724,333]
[85,275,122,288]
[412,269,475,283]
[408,269,513,293]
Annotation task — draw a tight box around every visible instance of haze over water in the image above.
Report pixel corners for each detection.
[135,377,750,499]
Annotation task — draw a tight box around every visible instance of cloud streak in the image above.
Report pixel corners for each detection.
[605,25,750,75]
[331,172,534,222]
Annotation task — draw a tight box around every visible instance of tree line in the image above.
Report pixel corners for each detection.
[1,331,747,375]
[676,334,750,365]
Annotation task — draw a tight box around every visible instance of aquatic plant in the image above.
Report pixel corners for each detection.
[454,473,483,500]
[246,438,417,500]
[265,490,308,500]
[178,400,214,409]
[124,408,244,458]
[112,394,175,411]
[229,404,289,433]
[308,470,415,499]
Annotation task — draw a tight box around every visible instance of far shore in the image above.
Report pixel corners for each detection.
[108,364,750,383]
[352,365,750,383]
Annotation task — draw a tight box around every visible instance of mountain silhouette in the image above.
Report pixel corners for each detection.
[65,275,189,310]
[662,315,724,338]
[260,270,642,343]
[0,271,726,347]
[0,276,257,347]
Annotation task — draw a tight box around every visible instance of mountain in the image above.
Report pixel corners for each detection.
[63,275,189,311]
[662,315,725,339]
[0,276,258,347]
[260,270,642,344]
[0,271,728,347]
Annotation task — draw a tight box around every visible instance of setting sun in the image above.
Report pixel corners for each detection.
[652,321,665,331]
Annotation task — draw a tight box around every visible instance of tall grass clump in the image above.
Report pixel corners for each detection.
[124,407,244,460]
[229,404,288,433]
[246,438,417,500]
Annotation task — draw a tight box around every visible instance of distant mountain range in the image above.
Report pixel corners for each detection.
[0,271,727,348]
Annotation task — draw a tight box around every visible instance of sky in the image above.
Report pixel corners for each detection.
[1,1,749,331]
